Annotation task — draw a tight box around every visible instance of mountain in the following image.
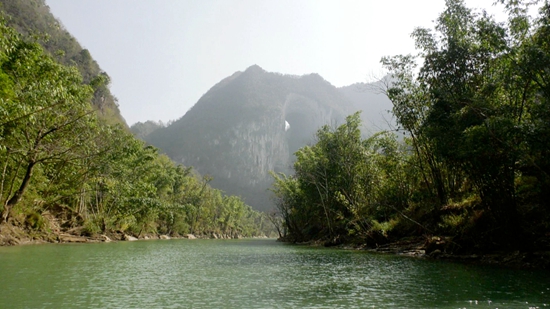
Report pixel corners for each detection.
[130,120,166,140]
[0,0,127,127]
[140,65,392,211]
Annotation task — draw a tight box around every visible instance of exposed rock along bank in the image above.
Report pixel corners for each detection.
[0,223,262,246]
[285,236,550,270]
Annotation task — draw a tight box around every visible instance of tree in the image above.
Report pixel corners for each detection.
[270,113,378,242]
[0,22,96,221]
[383,0,550,246]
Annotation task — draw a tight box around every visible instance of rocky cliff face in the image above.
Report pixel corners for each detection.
[145,65,355,211]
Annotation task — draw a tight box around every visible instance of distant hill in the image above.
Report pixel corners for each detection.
[0,0,127,127]
[140,65,392,211]
[130,120,166,141]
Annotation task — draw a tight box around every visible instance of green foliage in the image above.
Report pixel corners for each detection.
[25,210,45,230]
[271,0,550,250]
[382,0,550,248]
[0,0,127,128]
[0,20,97,221]
[271,113,417,242]
[82,215,103,236]
[370,218,399,237]
[0,19,267,238]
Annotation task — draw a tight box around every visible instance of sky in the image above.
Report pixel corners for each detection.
[45,0,508,126]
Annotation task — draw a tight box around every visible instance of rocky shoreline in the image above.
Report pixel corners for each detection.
[3,223,547,270]
[0,223,259,246]
[370,238,550,270]
[290,236,550,270]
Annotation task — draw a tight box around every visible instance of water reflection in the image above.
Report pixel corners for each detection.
[0,239,548,308]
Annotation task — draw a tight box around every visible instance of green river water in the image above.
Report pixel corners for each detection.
[0,239,548,309]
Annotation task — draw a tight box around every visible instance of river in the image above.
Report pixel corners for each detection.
[0,239,548,308]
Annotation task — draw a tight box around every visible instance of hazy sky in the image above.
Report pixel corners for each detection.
[45,0,506,126]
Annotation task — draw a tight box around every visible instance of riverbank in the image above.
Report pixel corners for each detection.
[370,236,550,270]
[289,235,550,270]
[3,221,548,270]
[0,223,178,245]
[0,221,258,246]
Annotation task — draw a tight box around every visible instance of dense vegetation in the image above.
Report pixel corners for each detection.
[0,18,269,240]
[0,0,126,127]
[271,0,550,252]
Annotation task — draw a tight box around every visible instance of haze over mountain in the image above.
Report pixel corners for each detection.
[338,81,395,134]
[134,65,392,211]
[1,0,393,213]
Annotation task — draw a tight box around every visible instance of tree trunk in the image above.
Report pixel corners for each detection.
[2,160,35,222]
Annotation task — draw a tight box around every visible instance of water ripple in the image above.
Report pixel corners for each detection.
[0,239,548,308]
